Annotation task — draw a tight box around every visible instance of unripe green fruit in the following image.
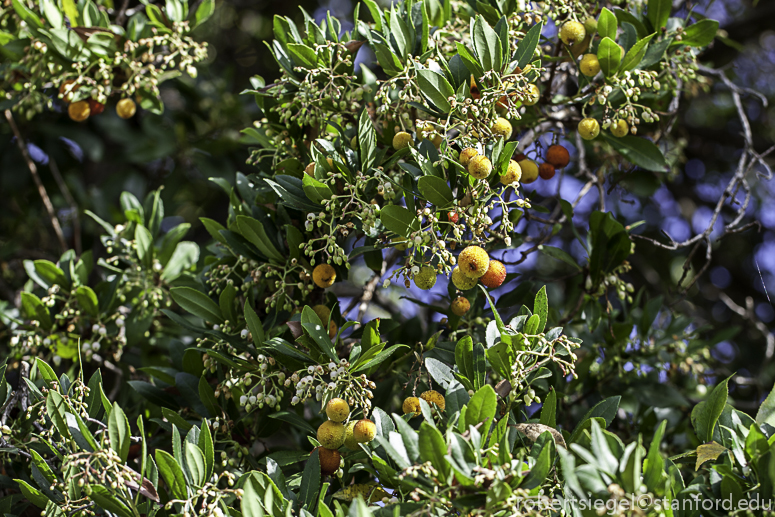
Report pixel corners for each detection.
[317,420,346,449]
[468,155,493,180]
[518,159,539,184]
[524,83,540,106]
[414,266,437,290]
[584,17,598,34]
[578,118,600,140]
[451,266,478,290]
[392,131,413,150]
[325,398,350,422]
[344,421,359,450]
[560,21,586,46]
[611,119,629,138]
[580,54,600,77]
[353,419,377,443]
[501,159,522,185]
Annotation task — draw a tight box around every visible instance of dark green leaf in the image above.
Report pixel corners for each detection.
[601,133,667,172]
[647,0,671,30]
[170,287,223,324]
[417,69,454,113]
[417,175,453,207]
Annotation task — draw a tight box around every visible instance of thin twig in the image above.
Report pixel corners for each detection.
[49,158,82,255]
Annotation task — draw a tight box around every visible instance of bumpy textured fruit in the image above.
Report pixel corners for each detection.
[393,131,413,150]
[560,21,586,46]
[116,98,136,119]
[343,421,359,450]
[402,396,421,417]
[524,83,540,106]
[414,266,437,290]
[468,155,493,180]
[59,80,77,103]
[546,145,570,168]
[304,162,315,176]
[451,296,471,316]
[580,54,600,77]
[317,447,341,476]
[353,419,377,443]
[518,159,539,184]
[317,420,346,449]
[451,266,478,290]
[578,118,600,140]
[459,147,479,167]
[459,246,490,279]
[448,211,459,224]
[325,398,350,422]
[584,17,598,34]
[68,101,90,122]
[611,119,629,138]
[312,264,336,288]
[420,390,446,412]
[501,159,522,185]
[491,117,513,140]
[539,163,556,180]
[431,134,443,148]
[480,260,506,288]
[312,305,337,339]
[88,99,105,115]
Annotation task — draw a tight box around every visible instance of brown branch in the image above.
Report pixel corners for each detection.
[4,110,68,253]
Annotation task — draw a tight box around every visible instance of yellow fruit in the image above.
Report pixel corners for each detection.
[468,155,493,180]
[459,147,479,167]
[414,266,437,290]
[344,421,359,450]
[480,260,506,288]
[459,246,490,279]
[353,419,377,443]
[312,264,336,288]
[304,162,315,176]
[420,390,446,412]
[392,131,413,150]
[580,54,600,77]
[325,398,350,423]
[451,297,471,316]
[451,266,478,290]
[611,119,629,138]
[560,21,586,46]
[491,117,513,140]
[524,83,540,106]
[317,420,346,449]
[68,101,90,122]
[116,98,136,119]
[402,396,421,417]
[578,118,600,140]
[519,159,539,184]
[431,134,444,148]
[501,159,522,185]
[317,447,341,476]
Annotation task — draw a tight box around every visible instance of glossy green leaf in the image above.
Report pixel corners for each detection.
[170,287,223,324]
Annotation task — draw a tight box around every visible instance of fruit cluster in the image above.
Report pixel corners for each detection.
[402,390,446,417]
[61,80,138,122]
[316,398,377,475]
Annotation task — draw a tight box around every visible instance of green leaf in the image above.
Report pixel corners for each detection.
[185,441,206,486]
[515,21,542,69]
[359,109,377,171]
[46,391,71,439]
[15,479,49,509]
[87,485,134,517]
[419,422,450,479]
[193,0,214,27]
[245,301,266,346]
[135,225,153,265]
[538,245,582,270]
[647,0,671,30]
[170,287,224,324]
[472,15,501,71]
[455,42,484,78]
[108,402,131,463]
[486,341,514,380]
[521,434,555,489]
[417,176,453,207]
[693,375,730,443]
[464,385,497,437]
[62,0,79,26]
[695,441,727,470]
[540,389,557,428]
[75,286,99,317]
[613,8,649,39]
[380,205,420,237]
[533,285,548,334]
[33,260,67,288]
[679,19,719,47]
[236,216,285,262]
[455,335,474,381]
[597,8,618,41]
[756,384,775,427]
[601,133,667,172]
[620,33,655,71]
[573,396,621,439]
[287,43,318,68]
[417,69,454,113]
[643,420,667,493]
[299,449,322,510]
[21,292,51,330]
[597,37,622,76]
[155,449,188,499]
[302,174,334,204]
[160,242,199,281]
[12,0,43,28]
[218,283,238,324]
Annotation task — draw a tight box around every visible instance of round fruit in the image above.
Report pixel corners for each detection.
[539,163,556,180]
[392,131,413,150]
[68,101,90,122]
[580,54,600,77]
[58,80,77,103]
[304,162,315,176]
[402,396,421,417]
[524,83,540,106]
[420,390,446,412]
[451,266,478,290]
[458,246,490,279]
[451,296,471,316]
[518,159,539,184]
[468,155,493,180]
[578,118,600,140]
[611,119,629,138]
[584,17,598,34]
[431,134,443,148]
[459,147,479,167]
[414,266,437,290]
[344,421,359,450]
[88,99,105,115]
[317,447,341,476]
[491,117,513,140]
[501,159,522,185]
[560,21,586,46]
[480,260,506,288]
[116,98,136,119]
[312,264,337,288]
[448,211,459,224]
[325,398,350,423]
[546,145,570,168]
[353,419,377,443]
[317,420,346,449]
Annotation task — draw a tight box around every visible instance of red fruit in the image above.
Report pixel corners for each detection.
[480,260,506,288]
[539,163,556,180]
[88,99,105,115]
[546,145,570,168]
[514,153,527,162]
[448,211,459,224]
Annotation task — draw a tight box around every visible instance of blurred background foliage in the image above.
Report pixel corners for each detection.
[1,0,773,414]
